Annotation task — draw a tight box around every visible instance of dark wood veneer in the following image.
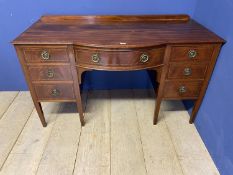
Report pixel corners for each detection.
[34,83,75,100]
[163,80,203,99]
[22,46,70,63]
[75,47,165,70]
[170,45,214,62]
[29,65,73,81]
[13,15,225,127]
[167,63,208,79]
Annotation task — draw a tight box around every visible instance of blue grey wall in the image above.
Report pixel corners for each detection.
[192,1,233,174]
[0,0,197,90]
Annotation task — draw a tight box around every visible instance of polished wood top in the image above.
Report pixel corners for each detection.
[13,15,225,48]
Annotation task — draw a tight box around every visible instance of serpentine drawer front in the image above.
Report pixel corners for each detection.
[75,47,165,70]
[12,15,225,127]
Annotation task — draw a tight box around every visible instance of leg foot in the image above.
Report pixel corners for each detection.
[189,100,200,124]
[189,114,195,124]
[153,97,162,125]
[79,113,85,126]
[42,122,47,127]
[189,120,194,124]
[34,102,47,127]
[153,120,158,125]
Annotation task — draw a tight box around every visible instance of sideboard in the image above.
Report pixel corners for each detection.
[12,15,225,127]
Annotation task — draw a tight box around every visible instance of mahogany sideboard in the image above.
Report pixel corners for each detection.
[12,15,225,127]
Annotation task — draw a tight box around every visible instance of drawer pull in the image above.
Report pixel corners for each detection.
[184,68,192,76]
[92,53,100,63]
[47,69,54,78]
[51,89,60,97]
[41,50,50,60]
[140,53,149,63]
[179,86,187,94]
[188,50,197,59]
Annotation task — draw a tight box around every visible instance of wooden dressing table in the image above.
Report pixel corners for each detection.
[12,15,225,127]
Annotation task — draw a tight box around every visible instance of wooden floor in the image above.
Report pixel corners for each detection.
[0,90,219,175]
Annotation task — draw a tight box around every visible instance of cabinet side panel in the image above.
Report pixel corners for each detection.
[190,44,223,123]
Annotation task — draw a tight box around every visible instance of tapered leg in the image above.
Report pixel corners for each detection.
[153,97,162,125]
[189,45,222,123]
[189,100,200,124]
[67,45,86,126]
[34,102,47,127]
[153,46,171,125]
[15,46,47,127]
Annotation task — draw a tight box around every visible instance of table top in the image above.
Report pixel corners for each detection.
[13,15,225,48]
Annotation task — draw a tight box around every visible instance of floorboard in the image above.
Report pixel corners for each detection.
[37,92,88,175]
[35,103,81,175]
[164,111,220,175]
[110,90,147,175]
[0,91,19,120]
[0,102,60,175]
[0,92,34,170]
[0,90,220,175]
[133,90,184,175]
[73,91,111,175]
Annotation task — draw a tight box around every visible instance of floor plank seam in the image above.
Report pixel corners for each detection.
[35,105,62,175]
[72,90,89,175]
[0,91,20,121]
[109,90,112,175]
[71,127,82,175]
[132,89,148,175]
[164,115,185,175]
[0,105,35,171]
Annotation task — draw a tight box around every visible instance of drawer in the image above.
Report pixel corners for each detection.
[28,65,73,81]
[170,45,214,62]
[75,47,165,69]
[167,63,208,79]
[163,81,203,99]
[34,83,75,100]
[23,46,69,63]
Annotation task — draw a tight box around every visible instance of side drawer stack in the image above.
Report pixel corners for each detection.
[21,46,75,101]
[163,44,214,99]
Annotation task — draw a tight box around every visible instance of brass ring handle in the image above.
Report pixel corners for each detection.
[183,68,192,76]
[140,53,149,63]
[179,86,187,94]
[51,89,60,97]
[188,50,197,59]
[47,69,54,78]
[41,50,50,60]
[92,53,100,63]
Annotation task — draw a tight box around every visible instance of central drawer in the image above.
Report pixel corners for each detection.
[75,47,165,69]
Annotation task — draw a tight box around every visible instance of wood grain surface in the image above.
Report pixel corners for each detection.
[12,15,225,126]
[12,15,224,48]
